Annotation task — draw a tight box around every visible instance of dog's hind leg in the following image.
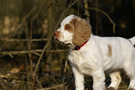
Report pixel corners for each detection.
[107,71,122,90]
[124,62,135,90]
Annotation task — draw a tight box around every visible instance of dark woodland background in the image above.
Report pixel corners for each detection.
[0,0,135,89]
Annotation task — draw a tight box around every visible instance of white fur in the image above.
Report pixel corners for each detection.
[129,36,135,45]
[54,15,135,90]
[55,15,74,45]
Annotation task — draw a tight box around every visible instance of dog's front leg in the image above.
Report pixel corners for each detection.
[92,69,106,90]
[72,67,84,90]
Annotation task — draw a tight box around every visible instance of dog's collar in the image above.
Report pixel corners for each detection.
[73,40,88,50]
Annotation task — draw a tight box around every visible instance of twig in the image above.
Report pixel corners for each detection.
[13,7,36,37]
[37,82,67,90]
[54,0,78,30]
[13,0,47,37]
[33,35,52,76]
[88,7,116,33]
[0,38,48,42]
[83,0,90,23]
[29,15,34,87]
[0,49,68,57]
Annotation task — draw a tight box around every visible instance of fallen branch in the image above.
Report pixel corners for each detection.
[0,38,48,42]
[37,82,67,90]
[0,49,69,57]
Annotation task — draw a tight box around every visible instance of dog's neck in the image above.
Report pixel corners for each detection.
[69,40,89,50]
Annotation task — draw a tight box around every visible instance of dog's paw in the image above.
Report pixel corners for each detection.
[106,87,115,90]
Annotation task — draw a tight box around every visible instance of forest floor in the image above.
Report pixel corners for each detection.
[0,56,130,90]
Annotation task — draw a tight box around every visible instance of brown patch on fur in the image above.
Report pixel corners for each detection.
[64,24,74,32]
[128,40,132,44]
[107,44,112,57]
[70,16,91,46]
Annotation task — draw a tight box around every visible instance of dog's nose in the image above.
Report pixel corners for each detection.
[54,31,57,36]
[54,31,59,36]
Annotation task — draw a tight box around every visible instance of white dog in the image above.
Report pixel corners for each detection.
[54,15,135,90]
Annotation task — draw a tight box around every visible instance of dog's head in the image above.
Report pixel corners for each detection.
[54,15,91,46]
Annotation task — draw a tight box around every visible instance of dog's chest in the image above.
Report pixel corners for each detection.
[68,50,93,75]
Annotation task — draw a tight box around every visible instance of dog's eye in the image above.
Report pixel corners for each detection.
[65,24,71,30]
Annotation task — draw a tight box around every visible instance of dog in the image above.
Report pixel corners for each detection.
[54,15,135,90]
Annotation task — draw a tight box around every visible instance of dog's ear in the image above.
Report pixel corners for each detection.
[72,17,91,46]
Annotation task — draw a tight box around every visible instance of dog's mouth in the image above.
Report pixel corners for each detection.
[54,37,70,45]
[54,37,60,42]
[54,36,60,43]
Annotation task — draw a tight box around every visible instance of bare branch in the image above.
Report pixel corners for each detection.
[83,0,90,23]
[88,7,116,33]
[37,82,67,90]
[0,38,48,42]
[0,49,68,57]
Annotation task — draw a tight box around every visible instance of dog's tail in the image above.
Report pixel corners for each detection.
[129,36,135,45]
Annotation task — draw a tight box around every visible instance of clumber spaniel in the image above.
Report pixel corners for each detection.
[54,15,135,90]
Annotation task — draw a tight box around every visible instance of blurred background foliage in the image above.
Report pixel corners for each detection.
[0,0,134,89]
